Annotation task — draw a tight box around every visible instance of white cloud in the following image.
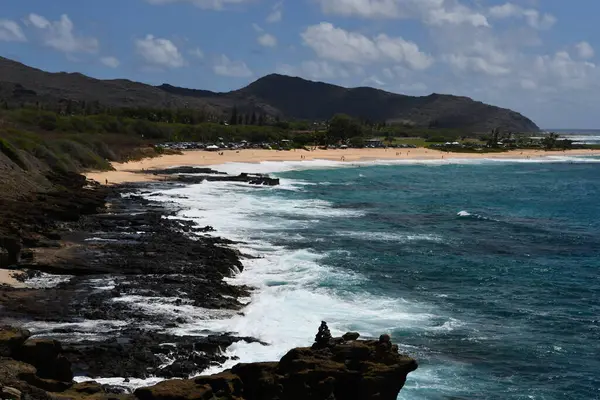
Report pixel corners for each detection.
[189,47,204,58]
[317,0,489,27]
[27,14,50,29]
[301,22,433,70]
[489,3,556,30]
[145,0,251,10]
[0,19,27,42]
[213,54,252,77]
[100,56,120,68]
[445,53,510,76]
[382,67,394,79]
[27,14,98,53]
[135,34,185,68]
[267,1,283,23]
[257,33,277,47]
[252,23,264,32]
[532,51,596,89]
[363,75,386,86]
[520,79,536,90]
[575,41,594,60]
[278,60,350,80]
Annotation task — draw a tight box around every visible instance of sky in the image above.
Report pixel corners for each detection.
[0,0,598,129]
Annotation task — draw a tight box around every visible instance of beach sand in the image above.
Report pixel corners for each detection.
[85,147,600,185]
[0,269,23,287]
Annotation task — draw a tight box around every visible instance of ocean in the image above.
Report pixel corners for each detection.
[552,129,600,145]
[142,156,600,400]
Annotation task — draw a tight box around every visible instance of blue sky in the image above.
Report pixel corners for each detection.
[0,0,598,128]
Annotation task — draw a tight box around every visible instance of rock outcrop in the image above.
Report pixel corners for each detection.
[0,323,417,400]
[134,326,417,400]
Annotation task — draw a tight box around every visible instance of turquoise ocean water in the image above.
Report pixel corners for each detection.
[151,157,600,399]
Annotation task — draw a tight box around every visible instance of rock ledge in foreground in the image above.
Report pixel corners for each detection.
[135,323,417,400]
[0,322,417,400]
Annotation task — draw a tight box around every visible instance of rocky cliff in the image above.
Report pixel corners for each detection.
[0,325,417,400]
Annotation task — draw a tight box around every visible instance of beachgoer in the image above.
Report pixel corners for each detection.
[105,179,108,185]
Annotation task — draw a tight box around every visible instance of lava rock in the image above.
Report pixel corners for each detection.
[342,332,360,341]
[0,327,30,357]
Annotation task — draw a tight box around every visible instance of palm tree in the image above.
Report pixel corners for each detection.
[487,128,501,148]
[542,132,560,150]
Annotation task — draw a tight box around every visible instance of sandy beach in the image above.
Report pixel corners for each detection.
[85,147,600,185]
[0,268,23,287]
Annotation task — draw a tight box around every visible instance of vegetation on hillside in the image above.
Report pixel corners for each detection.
[0,103,582,177]
[0,56,540,133]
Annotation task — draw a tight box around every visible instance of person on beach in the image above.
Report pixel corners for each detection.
[105,179,108,185]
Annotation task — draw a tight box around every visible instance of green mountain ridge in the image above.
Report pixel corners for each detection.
[0,56,539,132]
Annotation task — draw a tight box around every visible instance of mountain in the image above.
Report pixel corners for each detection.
[0,57,539,132]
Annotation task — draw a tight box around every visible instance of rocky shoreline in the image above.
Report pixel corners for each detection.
[0,324,417,400]
[0,175,267,380]
[0,168,418,398]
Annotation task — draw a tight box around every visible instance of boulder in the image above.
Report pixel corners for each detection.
[15,339,73,382]
[134,380,215,400]
[0,327,30,357]
[194,372,243,398]
[0,236,22,266]
[0,386,22,400]
[341,332,360,341]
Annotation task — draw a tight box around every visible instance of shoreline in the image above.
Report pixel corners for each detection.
[0,268,23,287]
[85,148,600,185]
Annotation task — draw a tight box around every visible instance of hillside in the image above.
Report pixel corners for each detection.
[0,57,539,132]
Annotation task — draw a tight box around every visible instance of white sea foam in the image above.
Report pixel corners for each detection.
[203,155,600,176]
[24,272,74,288]
[25,319,130,341]
[137,175,460,385]
[73,376,166,390]
[112,295,238,322]
[338,230,444,243]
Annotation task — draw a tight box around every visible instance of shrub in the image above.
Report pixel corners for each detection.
[0,138,27,169]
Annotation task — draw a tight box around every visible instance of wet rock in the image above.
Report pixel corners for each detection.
[0,236,21,267]
[135,327,417,400]
[176,173,279,186]
[1,386,22,400]
[148,167,224,175]
[342,332,360,341]
[379,334,391,343]
[134,380,215,400]
[15,339,73,382]
[0,327,30,357]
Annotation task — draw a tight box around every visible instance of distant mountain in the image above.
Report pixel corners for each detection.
[0,57,539,132]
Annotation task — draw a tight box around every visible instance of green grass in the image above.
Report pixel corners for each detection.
[391,137,430,147]
[0,138,27,169]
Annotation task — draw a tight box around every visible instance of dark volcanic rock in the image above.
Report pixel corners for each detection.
[60,331,267,380]
[175,173,279,186]
[0,325,417,400]
[148,167,225,175]
[134,326,418,400]
[0,327,30,357]
[15,339,74,382]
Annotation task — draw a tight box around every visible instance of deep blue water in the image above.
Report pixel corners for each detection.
[152,158,600,399]
[257,161,600,399]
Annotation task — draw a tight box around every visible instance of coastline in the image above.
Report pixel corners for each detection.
[85,148,600,185]
[0,268,22,287]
